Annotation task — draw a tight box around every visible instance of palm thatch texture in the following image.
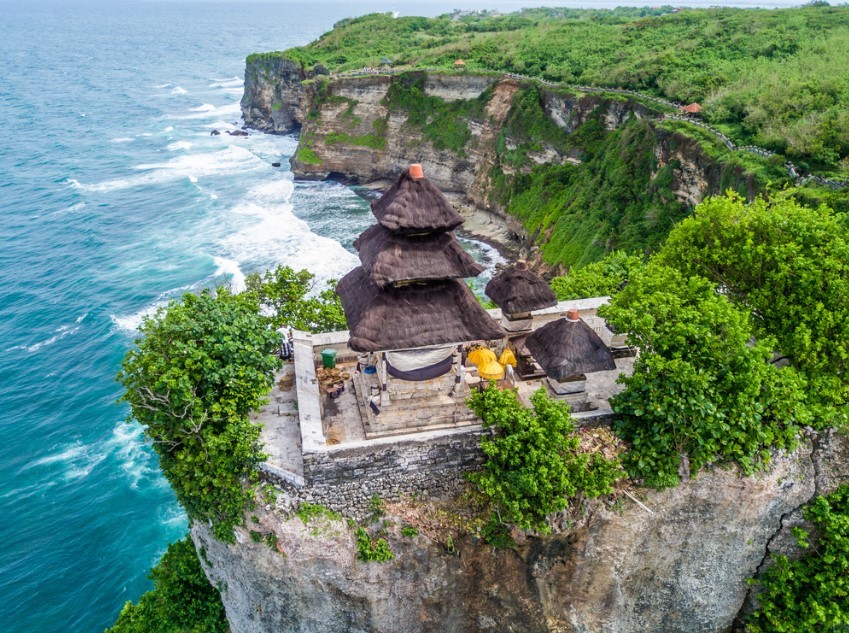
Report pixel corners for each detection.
[485,261,557,315]
[525,309,616,380]
[370,167,464,235]
[336,267,504,352]
[354,224,483,288]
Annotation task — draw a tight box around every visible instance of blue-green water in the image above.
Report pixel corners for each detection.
[0,0,801,631]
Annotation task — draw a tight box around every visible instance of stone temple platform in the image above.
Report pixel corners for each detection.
[256,297,634,488]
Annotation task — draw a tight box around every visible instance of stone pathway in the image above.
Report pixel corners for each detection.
[255,363,304,479]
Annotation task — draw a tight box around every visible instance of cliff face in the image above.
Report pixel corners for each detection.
[242,56,306,134]
[195,430,849,633]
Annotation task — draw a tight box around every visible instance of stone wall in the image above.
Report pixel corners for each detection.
[262,428,486,520]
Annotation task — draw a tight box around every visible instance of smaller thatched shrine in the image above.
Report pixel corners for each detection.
[485,260,557,332]
[525,308,616,398]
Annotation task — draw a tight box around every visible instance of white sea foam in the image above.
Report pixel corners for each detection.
[29,443,107,481]
[213,256,246,292]
[110,301,165,333]
[190,103,216,112]
[209,76,242,88]
[51,201,86,216]
[155,83,173,89]
[167,141,192,151]
[172,102,240,121]
[70,145,265,192]
[8,315,86,352]
[111,137,134,143]
[171,86,187,95]
[163,125,174,132]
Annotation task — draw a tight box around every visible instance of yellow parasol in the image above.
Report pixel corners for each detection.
[498,348,517,367]
[478,359,505,381]
[467,347,496,367]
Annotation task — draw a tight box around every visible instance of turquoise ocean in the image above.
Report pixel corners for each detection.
[0,0,800,631]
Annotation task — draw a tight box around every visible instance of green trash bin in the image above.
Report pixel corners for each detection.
[321,348,337,369]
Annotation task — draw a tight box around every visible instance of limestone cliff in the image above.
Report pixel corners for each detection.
[195,429,848,633]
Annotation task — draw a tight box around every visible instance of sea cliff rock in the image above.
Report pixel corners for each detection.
[194,430,848,633]
[242,56,306,134]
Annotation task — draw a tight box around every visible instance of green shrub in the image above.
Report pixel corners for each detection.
[401,526,419,538]
[550,251,644,300]
[295,502,342,524]
[467,385,622,533]
[601,263,808,488]
[748,485,849,632]
[106,538,227,633]
[355,527,395,562]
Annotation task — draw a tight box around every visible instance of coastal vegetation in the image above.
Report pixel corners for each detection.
[467,385,622,536]
[266,5,849,174]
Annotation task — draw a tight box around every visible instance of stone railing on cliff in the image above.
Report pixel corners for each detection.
[326,67,848,190]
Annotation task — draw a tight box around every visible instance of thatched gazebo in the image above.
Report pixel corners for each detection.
[485,260,556,331]
[337,164,503,392]
[525,308,615,395]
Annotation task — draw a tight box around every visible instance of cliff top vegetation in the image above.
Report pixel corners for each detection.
[253,4,849,175]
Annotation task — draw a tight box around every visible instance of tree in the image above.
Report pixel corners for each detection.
[601,263,808,488]
[467,385,622,533]
[658,192,849,423]
[549,250,644,300]
[118,288,281,541]
[107,538,227,633]
[244,265,347,332]
[749,485,849,632]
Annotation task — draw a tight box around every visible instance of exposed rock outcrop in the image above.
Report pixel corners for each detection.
[195,431,848,633]
[242,56,306,134]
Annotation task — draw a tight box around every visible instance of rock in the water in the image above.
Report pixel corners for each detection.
[228,130,249,137]
[271,162,281,167]
[210,129,220,136]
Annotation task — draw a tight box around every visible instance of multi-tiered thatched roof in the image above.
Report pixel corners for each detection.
[337,268,504,352]
[525,310,616,380]
[337,164,504,353]
[485,261,557,315]
[355,224,483,288]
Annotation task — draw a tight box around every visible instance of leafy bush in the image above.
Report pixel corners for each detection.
[106,538,227,633]
[244,265,347,332]
[658,193,849,423]
[550,251,644,300]
[355,527,394,562]
[118,289,281,541]
[295,502,342,524]
[601,263,808,488]
[748,485,849,632]
[401,526,419,538]
[467,385,622,533]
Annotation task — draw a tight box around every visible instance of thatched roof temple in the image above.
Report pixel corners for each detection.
[485,260,557,315]
[525,309,616,380]
[337,164,504,355]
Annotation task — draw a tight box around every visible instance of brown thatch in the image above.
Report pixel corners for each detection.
[371,169,464,234]
[354,224,484,287]
[525,317,615,380]
[485,264,557,314]
[336,267,504,352]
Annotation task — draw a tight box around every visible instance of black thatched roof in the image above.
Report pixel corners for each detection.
[525,317,616,380]
[336,267,504,352]
[485,263,557,314]
[354,224,484,287]
[371,169,464,234]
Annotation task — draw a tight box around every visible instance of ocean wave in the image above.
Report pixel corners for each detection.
[171,102,240,121]
[170,86,187,95]
[166,141,192,151]
[51,201,86,216]
[67,145,265,192]
[6,314,87,353]
[110,301,166,333]
[155,83,173,89]
[189,103,216,112]
[212,255,246,292]
[111,137,134,143]
[209,76,242,88]
[29,443,107,481]
[163,125,174,132]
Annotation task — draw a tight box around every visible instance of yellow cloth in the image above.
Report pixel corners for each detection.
[479,359,505,380]
[467,347,496,367]
[499,348,517,367]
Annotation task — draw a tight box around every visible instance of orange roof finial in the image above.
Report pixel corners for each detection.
[566,308,580,322]
[409,163,424,180]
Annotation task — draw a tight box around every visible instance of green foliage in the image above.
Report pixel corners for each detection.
[294,146,322,165]
[274,6,849,169]
[600,263,807,488]
[467,385,623,533]
[550,251,644,300]
[295,502,342,524]
[497,115,692,267]
[383,73,489,154]
[401,525,419,538]
[106,538,227,633]
[748,485,849,631]
[355,527,395,562]
[325,130,386,149]
[658,193,849,422]
[244,265,347,332]
[118,289,281,541]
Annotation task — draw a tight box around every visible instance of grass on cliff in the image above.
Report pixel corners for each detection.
[256,5,849,173]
